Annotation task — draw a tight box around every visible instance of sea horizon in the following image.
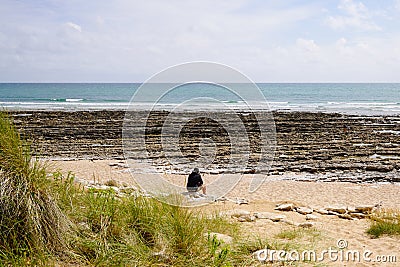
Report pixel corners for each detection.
[1,82,399,115]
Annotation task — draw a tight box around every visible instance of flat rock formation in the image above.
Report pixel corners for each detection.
[11,110,400,182]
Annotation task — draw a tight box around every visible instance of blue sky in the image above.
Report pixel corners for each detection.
[1,0,400,82]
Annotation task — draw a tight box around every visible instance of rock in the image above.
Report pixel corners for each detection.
[237,215,256,222]
[338,213,353,220]
[315,208,329,215]
[205,232,233,244]
[350,213,367,219]
[235,198,249,205]
[228,209,251,218]
[326,205,347,214]
[347,206,356,213]
[254,212,286,222]
[306,214,318,220]
[298,222,314,228]
[296,207,313,215]
[275,203,295,211]
[355,205,375,214]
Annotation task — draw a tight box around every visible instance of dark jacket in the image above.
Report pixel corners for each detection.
[187,172,203,188]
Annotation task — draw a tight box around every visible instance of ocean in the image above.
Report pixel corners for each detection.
[0,83,399,115]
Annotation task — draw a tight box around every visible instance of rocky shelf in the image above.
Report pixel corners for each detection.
[11,110,400,181]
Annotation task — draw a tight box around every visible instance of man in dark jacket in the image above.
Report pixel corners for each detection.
[186,168,206,194]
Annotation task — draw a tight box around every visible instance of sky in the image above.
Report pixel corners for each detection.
[1,0,400,82]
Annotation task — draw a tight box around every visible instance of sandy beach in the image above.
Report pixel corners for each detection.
[13,110,400,266]
[50,158,400,266]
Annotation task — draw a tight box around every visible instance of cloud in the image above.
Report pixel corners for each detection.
[395,0,400,11]
[296,38,320,53]
[326,0,380,31]
[0,0,399,82]
[65,22,82,32]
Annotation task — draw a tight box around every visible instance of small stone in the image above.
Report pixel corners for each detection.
[254,212,286,222]
[205,232,233,244]
[275,203,295,211]
[326,205,347,214]
[306,214,318,220]
[298,222,314,228]
[296,207,313,215]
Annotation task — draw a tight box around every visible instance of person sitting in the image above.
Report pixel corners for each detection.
[186,168,206,195]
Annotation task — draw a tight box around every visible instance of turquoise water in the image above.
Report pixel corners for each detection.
[0,83,399,115]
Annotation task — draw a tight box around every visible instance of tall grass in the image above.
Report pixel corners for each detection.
[54,175,236,266]
[0,112,70,261]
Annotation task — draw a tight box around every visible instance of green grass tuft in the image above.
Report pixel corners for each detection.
[367,209,400,238]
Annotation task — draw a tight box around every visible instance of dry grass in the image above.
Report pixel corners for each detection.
[0,112,70,261]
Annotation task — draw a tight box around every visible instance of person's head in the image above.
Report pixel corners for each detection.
[193,167,199,174]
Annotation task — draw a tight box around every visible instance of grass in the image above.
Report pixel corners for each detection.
[367,209,400,238]
[275,227,321,243]
[52,171,239,266]
[0,112,70,264]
